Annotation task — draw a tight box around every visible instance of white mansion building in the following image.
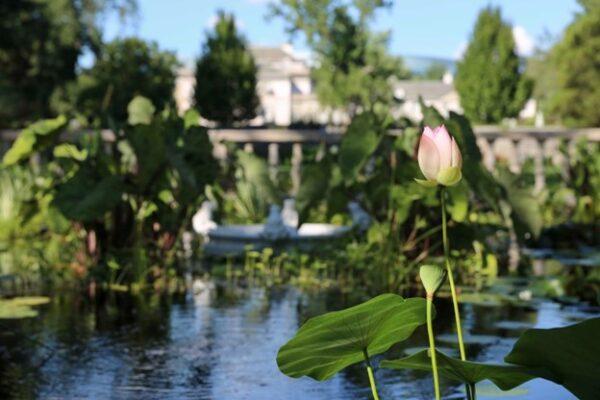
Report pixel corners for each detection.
[174,44,537,126]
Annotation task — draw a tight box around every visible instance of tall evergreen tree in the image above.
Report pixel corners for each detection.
[548,0,600,126]
[455,7,532,123]
[194,11,259,126]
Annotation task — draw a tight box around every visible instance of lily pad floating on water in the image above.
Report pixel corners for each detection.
[276,294,429,381]
[437,291,532,308]
[437,333,500,346]
[493,321,536,331]
[505,317,600,400]
[381,349,543,391]
[0,296,50,319]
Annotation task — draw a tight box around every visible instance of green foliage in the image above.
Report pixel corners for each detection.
[2,116,68,166]
[382,349,541,391]
[0,0,137,126]
[53,166,125,222]
[296,158,333,224]
[3,97,217,283]
[0,0,84,126]
[339,112,382,182]
[70,38,178,126]
[277,294,428,380]
[229,151,279,222]
[0,296,50,319]
[455,7,532,123]
[127,96,156,125]
[505,318,600,399]
[194,11,259,126]
[271,0,408,115]
[547,3,600,126]
[495,166,543,240]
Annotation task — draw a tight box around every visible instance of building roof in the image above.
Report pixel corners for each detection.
[251,45,311,80]
[394,80,455,102]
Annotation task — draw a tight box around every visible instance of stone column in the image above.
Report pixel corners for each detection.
[268,143,279,182]
[291,143,303,195]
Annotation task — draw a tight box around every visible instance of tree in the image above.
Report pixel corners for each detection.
[194,11,259,126]
[455,7,532,124]
[71,38,179,126]
[270,0,410,117]
[547,0,600,126]
[0,0,137,127]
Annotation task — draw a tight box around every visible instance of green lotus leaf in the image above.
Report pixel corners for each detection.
[505,317,600,400]
[381,349,544,391]
[277,294,429,381]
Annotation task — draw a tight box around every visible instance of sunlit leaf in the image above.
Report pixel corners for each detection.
[2,116,67,166]
[127,96,155,125]
[277,294,429,381]
[53,143,88,161]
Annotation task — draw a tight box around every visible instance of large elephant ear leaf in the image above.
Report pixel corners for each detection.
[3,115,67,166]
[53,165,124,222]
[339,112,381,183]
[296,157,332,224]
[126,124,167,191]
[277,295,428,381]
[127,96,155,125]
[495,167,543,240]
[382,350,543,391]
[444,112,505,212]
[504,318,600,400]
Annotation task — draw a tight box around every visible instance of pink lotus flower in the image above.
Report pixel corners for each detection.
[416,125,462,186]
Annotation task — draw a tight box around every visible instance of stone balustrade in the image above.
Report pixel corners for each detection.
[1,126,599,194]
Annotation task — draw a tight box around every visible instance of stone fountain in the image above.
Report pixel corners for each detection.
[193,200,370,256]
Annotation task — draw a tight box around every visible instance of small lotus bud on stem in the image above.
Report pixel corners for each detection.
[419,265,447,297]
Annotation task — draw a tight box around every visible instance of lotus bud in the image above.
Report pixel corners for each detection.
[419,265,447,298]
[416,125,462,187]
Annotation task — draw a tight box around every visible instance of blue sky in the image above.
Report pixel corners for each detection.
[101,0,581,63]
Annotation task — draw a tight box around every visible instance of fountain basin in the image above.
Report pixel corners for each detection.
[204,223,352,256]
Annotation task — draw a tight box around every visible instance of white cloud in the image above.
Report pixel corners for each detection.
[453,41,467,60]
[205,15,219,29]
[512,26,535,57]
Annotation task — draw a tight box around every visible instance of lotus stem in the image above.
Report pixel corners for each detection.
[363,348,381,400]
[441,187,473,399]
[470,383,476,400]
[426,295,441,400]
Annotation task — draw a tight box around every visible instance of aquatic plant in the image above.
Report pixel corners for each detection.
[276,121,600,399]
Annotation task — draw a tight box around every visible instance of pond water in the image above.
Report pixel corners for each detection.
[0,284,597,400]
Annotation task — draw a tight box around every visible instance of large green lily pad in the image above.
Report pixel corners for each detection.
[381,349,542,391]
[505,317,600,400]
[0,296,50,319]
[277,294,429,381]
